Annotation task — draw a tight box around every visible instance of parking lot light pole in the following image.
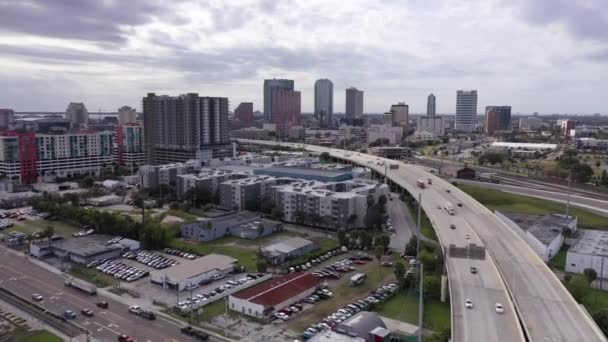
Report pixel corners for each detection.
[418,263,424,342]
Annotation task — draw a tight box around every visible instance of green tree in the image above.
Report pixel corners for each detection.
[374,233,390,252]
[426,328,451,342]
[596,160,601,169]
[374,244,385,285]
[419,249,436,273]
[43,225,55,247]
[584,268,598,285]
[320,152,331,162]
[483,152,504,165]
[394,261,406,289]
[337,230,349,247]
[566,275,590,302]
[405,236,417,256]
[592,310,608,337]
[359,231,373,249]
[81,175,95,188]
[572,163,593,183]
[423,274,442,300]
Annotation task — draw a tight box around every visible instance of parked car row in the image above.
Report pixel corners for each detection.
[176,274,264,312]
[164,248,198,260]
[123,250,179,269]
[0,219,14,230]
[273,302,304,321]
[385,216,395,233]
[311,259,356,279]
[289,248,348,272]
[73,228,95,237]
[303,283,398,340]
[95,260,149,282]
[0,208,33,219]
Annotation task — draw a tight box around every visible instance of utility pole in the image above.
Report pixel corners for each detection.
[600,258,605,290]
[140,173,145,226]
[418,263,424,342]
[416,193,422,258]
[566,169,572,219]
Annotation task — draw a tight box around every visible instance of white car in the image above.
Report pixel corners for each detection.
[32,293,43,302]
[495,303,504,314]
[128,305,142,314]
[465,299,473,309]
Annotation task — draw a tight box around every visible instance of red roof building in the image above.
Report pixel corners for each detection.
[229,273,321,318]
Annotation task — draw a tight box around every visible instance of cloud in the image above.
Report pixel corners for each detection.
[0,0,189,44]
[511,0,608,42]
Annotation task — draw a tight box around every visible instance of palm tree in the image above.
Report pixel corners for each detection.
[374,245,385,286]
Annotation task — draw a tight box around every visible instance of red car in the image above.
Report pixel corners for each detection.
[117,335,134,342]
[353,260,366,265]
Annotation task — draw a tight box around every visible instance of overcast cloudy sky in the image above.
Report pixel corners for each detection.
[0,0,606,114]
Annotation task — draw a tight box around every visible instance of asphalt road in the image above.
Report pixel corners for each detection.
[238,139,607,342]
[386,194,414,251]
[0,247,214,342]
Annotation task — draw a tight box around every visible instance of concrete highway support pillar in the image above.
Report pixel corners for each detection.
[440,274,448,302]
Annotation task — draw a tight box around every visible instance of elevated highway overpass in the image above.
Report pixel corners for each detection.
[238,139,606,342]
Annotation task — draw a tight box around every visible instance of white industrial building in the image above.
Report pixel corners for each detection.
[519,117,543,131]
[261,237,319,265]
[417,116,445,136]
[367,125,403,145]
[566,230,608,277]
[150,253,238,291]
[229,273,322,318]
[497,212,576,263]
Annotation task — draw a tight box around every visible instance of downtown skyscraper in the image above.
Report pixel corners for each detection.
[263,79,294,123]
[142,93,231,164]
[455,90,478,133]
[427,93,436,116]
[485,106,512,135]
[345,87,364,123]
[314,79,334,128]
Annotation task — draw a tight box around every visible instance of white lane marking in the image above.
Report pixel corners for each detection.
[93,321,121,335]
[108,323,120,329]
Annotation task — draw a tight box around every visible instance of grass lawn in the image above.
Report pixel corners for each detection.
[10,218,80,237]
[457,184,608,229]
[17,330,63,342]
[69,266,115,288]
[374,292,450,331]
[289,238,340,266]
[404,201,438,241]
[200,299,227,322]
[164,209,201,223]
[549,246,568,271]
[582,287,608,313]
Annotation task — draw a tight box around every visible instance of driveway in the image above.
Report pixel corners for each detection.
[387,193,415,251]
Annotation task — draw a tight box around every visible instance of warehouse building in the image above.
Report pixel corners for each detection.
[261,237,319,265]
[229,272,322,318]
[566,230,608,277]
[181,211,282,242]
[497,212,576,262]
[150,253,238,291]
[29,234,140,264]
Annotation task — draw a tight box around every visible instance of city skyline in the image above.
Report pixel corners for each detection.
[0,1,606,114]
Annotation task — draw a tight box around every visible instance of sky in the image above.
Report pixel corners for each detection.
[0,0,606,114]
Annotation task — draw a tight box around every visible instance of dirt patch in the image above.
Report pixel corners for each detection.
[161,215,184,225]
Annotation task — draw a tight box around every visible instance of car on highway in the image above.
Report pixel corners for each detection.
[465,299,474,309]
[470,266,478,274]
[464,234,470,240]
[457,202,463,207]
[96,301,109,309]
[450,224,456,230]
[63,310,77,319]
[81,308,94,317]
[495,303,504,314]
[31,293,43,302]
[117,335,135,342]
[128,305,142,315]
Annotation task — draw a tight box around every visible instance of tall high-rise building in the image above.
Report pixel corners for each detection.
[142,93,231,164]
[66,102,88,129]
[485,106,512,135]
[263,79,294,122]
[390,103,409,131]
[118,106,137,124]
[427,93,436,116]
[0,109,15,130]
[455,90,478,133]
[234,102,254,123]
[314,79,334,128]
[345,87,364,122]
[272,89,301,136]
[116,122,145,173]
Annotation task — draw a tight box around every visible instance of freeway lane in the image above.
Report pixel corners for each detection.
[0,247,206,342]
[238,139,606,342]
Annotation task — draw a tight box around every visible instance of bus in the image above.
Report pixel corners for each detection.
[444,202,455,215]
[350,273,366,287]
[417,180,426,189]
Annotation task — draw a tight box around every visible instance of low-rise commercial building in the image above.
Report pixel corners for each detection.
[367,125,402,144]
[310,311,392,342]
[368,147,411,160]
[338,125,366,142]
[176,168,249,200]
[30,234,140,265]
[439,165,476,179]
[150,254,238,291]
[181,211,281,242]
[219,176,278,211]
[254,166,353,182]
[577,138,608,150]
[86,194,124,207]
[274,179,389,229]
[229,272,322,318]
[261,237,319,265]
[497,212,575,262]
[566,230,608,277]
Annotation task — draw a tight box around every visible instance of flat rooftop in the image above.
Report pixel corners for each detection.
[262,237,314,256]
[254,166,351,178]
[503,213,575,245]
[151,253,237,281]
[569,229,608,257]
[42,234,135,257]
[231,272,321,308]
[491,142,557,150]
